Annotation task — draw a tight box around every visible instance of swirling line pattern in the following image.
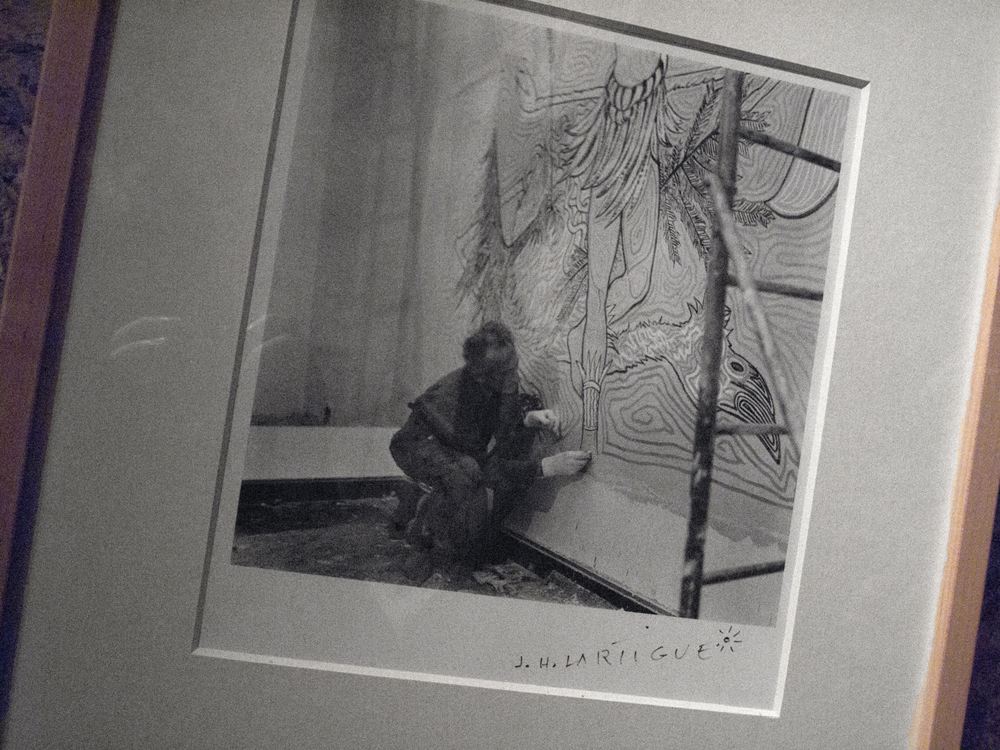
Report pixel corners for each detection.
[460,29,849,525]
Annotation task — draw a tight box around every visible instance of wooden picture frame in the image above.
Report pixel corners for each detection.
[0,0,116,714]
[1,1,997,746]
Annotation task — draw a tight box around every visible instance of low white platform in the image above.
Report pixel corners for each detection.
[243,426,403,481]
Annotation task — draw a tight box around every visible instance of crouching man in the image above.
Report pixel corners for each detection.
[389,321,591,568]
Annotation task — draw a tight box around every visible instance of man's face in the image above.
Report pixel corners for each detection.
[471,345,519,393]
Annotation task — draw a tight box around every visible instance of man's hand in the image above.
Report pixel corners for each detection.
[541,451,592,477]
[524,409,563,437]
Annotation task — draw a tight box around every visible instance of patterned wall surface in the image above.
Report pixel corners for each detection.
[0,1,49,302]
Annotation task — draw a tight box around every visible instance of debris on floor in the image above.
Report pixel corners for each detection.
[473,561,539,594]
[231,494,616,610]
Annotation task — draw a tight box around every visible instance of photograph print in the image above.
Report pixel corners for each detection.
[231,0,855,629]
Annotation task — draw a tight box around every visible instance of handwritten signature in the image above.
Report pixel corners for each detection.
[513,626,742,670]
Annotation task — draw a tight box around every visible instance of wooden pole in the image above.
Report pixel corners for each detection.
[708,172,800,458]
[680,69,743,619]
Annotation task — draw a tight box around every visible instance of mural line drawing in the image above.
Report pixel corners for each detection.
[458,37,845,516]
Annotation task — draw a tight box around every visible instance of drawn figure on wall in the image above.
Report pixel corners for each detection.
[458,32,845,511]
[560,47,667,453]
[552,47,779,460]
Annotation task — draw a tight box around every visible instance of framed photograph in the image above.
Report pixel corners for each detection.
[5,0,1000,747]
[198,0,865,714]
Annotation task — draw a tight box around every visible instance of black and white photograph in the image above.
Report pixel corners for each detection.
[228,0,854,629]
[195,0,866,712]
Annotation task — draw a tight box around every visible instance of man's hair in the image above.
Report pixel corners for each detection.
[462,321,515,366]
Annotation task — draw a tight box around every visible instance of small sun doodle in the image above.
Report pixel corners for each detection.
[716,626,742,653]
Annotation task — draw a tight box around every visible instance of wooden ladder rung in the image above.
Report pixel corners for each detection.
[702,560,786,586]
[715,422,788,436]
[726,274,823,301]
[738,127,842,172]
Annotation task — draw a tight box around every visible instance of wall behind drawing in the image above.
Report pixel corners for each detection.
[253,0,500,427]
[252,0,453,426]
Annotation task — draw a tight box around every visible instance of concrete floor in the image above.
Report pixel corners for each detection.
[231,493,617,610]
